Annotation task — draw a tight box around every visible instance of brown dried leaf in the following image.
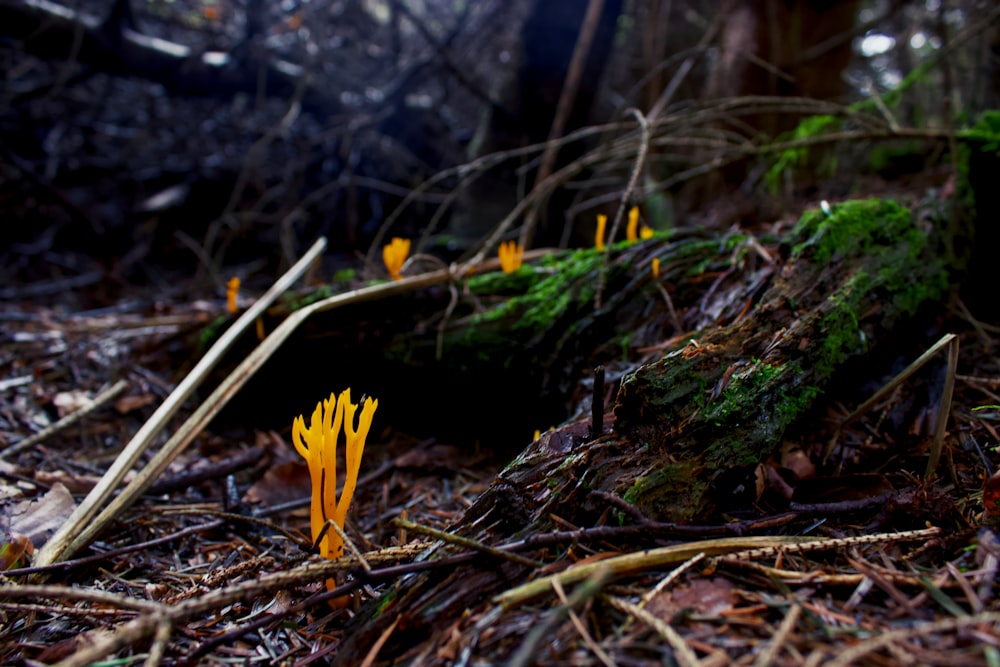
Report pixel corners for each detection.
[5,482,76,547]
[243,461,309,507]
[35,469,102,494]
[983,471,1000,520]
[0,531,33,570]
[647,577,737,620]
[35,628,116,664]
[113,392,157,414]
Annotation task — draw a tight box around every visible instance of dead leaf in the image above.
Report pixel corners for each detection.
[779,441,815,479]
[5,482,76,547]
[36,628,116,664]
[983,471,1000,520]
[647,577,737,619]
[114,392,156,414]
[243,461,309,507]
[0,532,33,570]
[52,390,93,417]
[35,469,103,494]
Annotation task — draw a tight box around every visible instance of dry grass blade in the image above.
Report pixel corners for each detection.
[359,615,401,667]
[31,238,329,569]
[753,604,801,667]
[494,535,817,609]
[606,595,701,667]
[826,612,1000,667]
[551,576,616,667]
[823,332,958,478]
[0,379,128,458]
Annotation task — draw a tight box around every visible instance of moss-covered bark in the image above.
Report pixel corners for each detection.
[609,199,950,520]
[385,233,745,425]
[332,197,959,665]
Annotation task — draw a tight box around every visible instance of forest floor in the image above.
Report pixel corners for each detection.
[2,201,1000,665]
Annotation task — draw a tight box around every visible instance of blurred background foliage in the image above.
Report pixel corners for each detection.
[0,0,997,303]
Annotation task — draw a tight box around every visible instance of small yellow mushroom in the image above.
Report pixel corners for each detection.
[382,237,411,281]
[292,389,378,605]
[595,214,607,252]
[498,240,524,274]
[226,277,240,313]
[651,257,660,279]
[626,206,639,242]
[640,225,654,240]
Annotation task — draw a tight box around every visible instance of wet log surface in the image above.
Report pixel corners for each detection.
[333,197,959,664]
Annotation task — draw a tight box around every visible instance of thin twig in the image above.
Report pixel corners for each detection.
[551,576,616,667]
[0,379,128,458]
[393,518,542,568]
[595,108,650,309]
[753,603,801,667]
[606,595,700,667]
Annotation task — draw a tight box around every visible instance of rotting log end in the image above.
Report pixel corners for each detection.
[610,198,955,522]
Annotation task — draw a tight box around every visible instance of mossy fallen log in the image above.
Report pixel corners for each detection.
[332,196,959,664]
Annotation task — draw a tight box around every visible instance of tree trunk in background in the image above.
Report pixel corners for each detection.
[677,0,861,216]
[706,0,860,136]
[448,0,624,246]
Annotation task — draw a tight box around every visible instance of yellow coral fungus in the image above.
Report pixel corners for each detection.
[626,206,639,242]
[498,240,524,274]
[382,237,410,281]
[640,225,654,240]
[292,389,378,603]
[226,276,240,313]
[651,257,660,279]
[595,214,607,252]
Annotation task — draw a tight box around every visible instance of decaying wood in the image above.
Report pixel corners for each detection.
[333,197,959,664]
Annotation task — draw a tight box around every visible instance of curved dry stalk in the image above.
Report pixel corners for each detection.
[39,247,551,567]
[595,107,650,310]
[366,119,635,265]
[32,238,329,570]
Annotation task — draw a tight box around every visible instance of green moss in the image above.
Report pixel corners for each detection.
[622,463,708,521]
[956,110,1000,216]
[284,285,336,311]
[197,314,228,352]
[462,246,626,351]
[795,199,949,337]
[685,238,740,276]
[699,197,948,466]
[962,110,1000,150]
[765,114,839,192]
[622,356,712,424]
[466,266,537,295]
[332,268,356,284]
[702,359,823,467]
[791,199,912,264]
